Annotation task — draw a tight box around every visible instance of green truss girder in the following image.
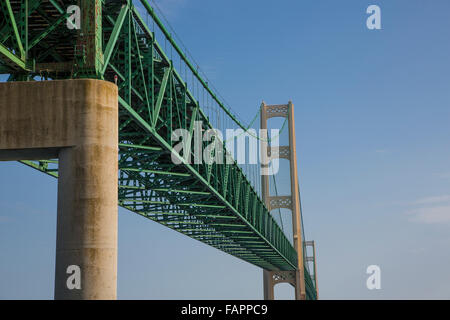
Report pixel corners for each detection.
[1,0,317,300]
[0,42,26,70]
[0,0,24,59]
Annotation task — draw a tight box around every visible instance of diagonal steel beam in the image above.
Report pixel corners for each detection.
[102,5,128,75]
[0,42,26,71]
[152,67,170,127]
[0,0,25,59]
[28,12,70,50]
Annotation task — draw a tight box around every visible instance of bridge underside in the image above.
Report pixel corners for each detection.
[0,0,317,299]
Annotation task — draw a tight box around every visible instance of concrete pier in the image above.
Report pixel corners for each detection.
[0,79,118,299]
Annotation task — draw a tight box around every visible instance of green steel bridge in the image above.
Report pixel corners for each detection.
[0,0,317,299]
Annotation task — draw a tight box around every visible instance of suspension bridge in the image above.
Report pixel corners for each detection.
[0,0,318,300]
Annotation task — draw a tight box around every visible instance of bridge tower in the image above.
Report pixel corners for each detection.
[260,101,306,300]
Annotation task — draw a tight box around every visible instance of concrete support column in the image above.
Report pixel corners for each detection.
[263,270,274,300]
[0,79,118,300]
[55,144,117,299]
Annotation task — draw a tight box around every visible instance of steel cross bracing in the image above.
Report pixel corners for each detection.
[0,0,317,299]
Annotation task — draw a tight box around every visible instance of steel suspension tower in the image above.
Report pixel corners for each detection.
[260,101,316,300]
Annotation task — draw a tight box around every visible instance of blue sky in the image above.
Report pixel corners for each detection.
[1,0,450,299]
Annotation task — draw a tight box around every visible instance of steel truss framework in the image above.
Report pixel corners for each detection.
[0,0,317,299]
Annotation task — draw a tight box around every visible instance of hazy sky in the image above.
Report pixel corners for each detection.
[1,0,450,299]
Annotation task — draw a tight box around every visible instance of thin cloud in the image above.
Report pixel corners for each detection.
[408,195,450,224]
[408,205,450,224]
[413,195,450,205]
